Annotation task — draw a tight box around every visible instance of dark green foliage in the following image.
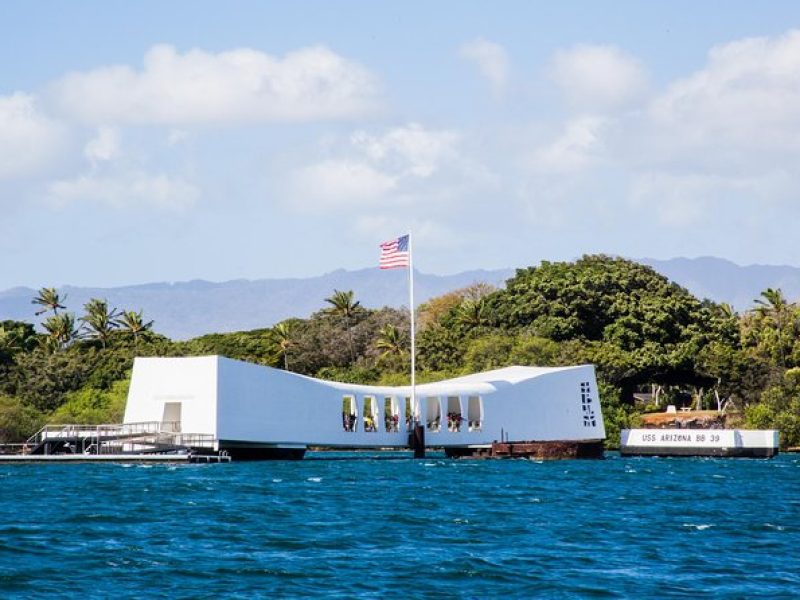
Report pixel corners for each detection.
[181,328,278,366]
[49,380,129,425]
[0,320,38,361]
[463,334,515,372]
[288,307,408,376]
[417,324,465,372]
[745,368,800,448]
[494,255,709,344]
[595,382,640,449]
[422,255,734,403]
[0,396,44,443]
[316,366,382,385]
[10,348,95,411]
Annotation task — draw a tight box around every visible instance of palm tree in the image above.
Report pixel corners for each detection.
[718,302,736,319]
[32,287,66,316]
[80,298,121,348]
[0,322,36,357]
[41,313,79,351]
[0,326,25,359]
[324,289,361,363]
[270,322,294,370]
[456,298,488,329]
[753,288,794,367]
[119,310,154,347]
[376,323,407,363]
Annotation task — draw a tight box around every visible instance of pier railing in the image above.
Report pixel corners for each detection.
[24,421,216,455]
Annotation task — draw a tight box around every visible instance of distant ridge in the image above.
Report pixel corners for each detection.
[0,268,514,340]
[638,257,800,311]
[2,257,798,340]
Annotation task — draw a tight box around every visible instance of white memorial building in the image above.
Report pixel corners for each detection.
[124,356,606,459]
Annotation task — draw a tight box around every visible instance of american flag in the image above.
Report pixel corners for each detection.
[379,234,410,269]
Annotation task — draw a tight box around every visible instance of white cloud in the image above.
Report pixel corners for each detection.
[629,171,794,227]
[290,160,397,208]
[351,123,460,178]
[0,92,65,179]
[48,171,199,211]
[459,38,509,93]
[645,29,800,164]
[531,116,607,173]
[84,127,120,165]
[52,44,381,125]
[289,123,462,211]
[527,30,800,228]
[550,44,648,112]
[617,30,800,224]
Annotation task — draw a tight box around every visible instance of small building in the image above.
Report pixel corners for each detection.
[124,356,606,459]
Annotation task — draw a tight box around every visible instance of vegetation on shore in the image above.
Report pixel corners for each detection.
[1,255,798,448]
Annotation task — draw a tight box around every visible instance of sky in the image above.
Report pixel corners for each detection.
[3,1,800,289]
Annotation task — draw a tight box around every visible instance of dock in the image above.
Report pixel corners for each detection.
[0,421,232,464]
[0,453,230,463]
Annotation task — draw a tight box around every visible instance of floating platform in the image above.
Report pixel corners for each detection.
[0,453,230,463]
[0,421,232,464]
[620,428,779,458]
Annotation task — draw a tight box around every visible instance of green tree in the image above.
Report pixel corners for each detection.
[510,335,560,366]
[0,395,44,443]
[751,288,795,368]
[31,287,66,316]
[41,313,79,351]
[13,347,95,411]
[456,298,490,330]
[119,310,154,346]
[48,379,129,425]
[463,334,514,372]
[375,323,407,368]
[270,321,295,370]
[324,289,362,363]
[81,298,121,348]
[744,368,800,448]
[0,320,37,362]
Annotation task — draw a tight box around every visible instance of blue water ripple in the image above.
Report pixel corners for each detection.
[0,453,799,598]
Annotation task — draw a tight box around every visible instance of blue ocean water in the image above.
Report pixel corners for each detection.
[1,453,799,599]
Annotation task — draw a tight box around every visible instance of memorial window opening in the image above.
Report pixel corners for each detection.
[384,397,400,432]
[426,397,441,432]
[342,396,357,432]
[363,396,379,432]
[446,396,463,432]
[468,396,483,431]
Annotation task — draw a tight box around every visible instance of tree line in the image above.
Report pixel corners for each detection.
[1,255,798,448]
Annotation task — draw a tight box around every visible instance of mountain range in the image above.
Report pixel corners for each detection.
[2,257,798,340]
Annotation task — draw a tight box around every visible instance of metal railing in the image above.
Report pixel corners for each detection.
[23,421,215,455]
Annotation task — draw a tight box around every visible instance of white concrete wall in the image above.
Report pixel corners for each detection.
[214,358,604,447]
[423,364,606,445]
[216,357,415,447]
[126,356,606,447]
[124,356,218,436]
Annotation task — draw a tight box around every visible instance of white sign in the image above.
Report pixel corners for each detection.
[621,428,779,449]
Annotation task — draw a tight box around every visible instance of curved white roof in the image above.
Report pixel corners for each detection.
[215,356,589,396]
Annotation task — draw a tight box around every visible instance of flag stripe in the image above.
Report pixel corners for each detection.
[379,234,410,269]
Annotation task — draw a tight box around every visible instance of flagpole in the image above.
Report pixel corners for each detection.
[408,233,417,423]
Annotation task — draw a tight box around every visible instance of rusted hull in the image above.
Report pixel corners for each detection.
[445,440,605,460]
